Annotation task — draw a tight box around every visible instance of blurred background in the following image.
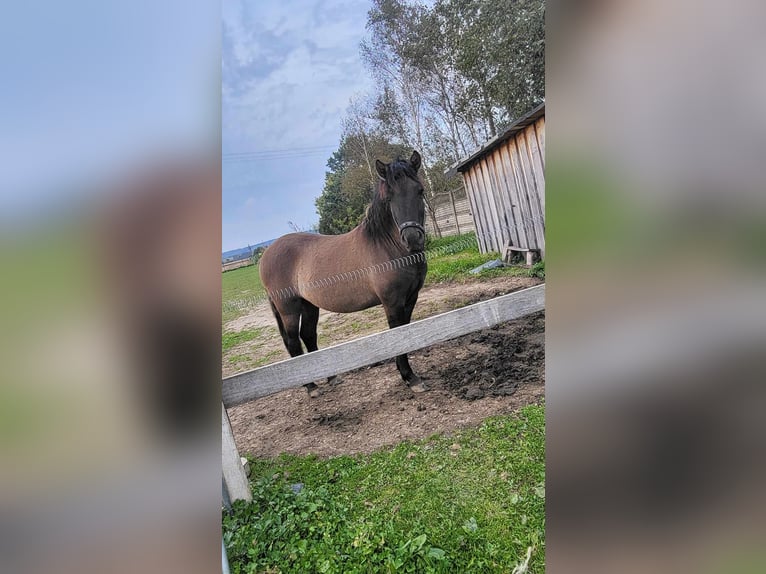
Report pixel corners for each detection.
[547,0,766,572]
[1,0,764,572]
[0,1,220,573]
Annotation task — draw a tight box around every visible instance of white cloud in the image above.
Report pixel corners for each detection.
[222,0,372,151]
[222,0,373,250]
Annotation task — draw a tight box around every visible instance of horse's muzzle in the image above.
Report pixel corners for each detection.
[398,221,426,252]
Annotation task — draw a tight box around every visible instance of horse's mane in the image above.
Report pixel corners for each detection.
[361,157,418,240]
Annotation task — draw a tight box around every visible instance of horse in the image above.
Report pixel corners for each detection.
[259,150,428,397]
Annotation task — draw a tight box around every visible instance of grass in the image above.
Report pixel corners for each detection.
[478,259,545,280]
[223,404,545,573]
[425,232,545,284]
[424,232,478,252]
[226,349,281,370]
[223,264,266,323]
[425,232,499,284]
[222,327,266,353]
[426,250,500,283]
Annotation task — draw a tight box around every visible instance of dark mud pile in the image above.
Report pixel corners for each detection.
[434,311,545,400]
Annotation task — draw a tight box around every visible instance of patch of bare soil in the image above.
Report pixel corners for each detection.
[227,275,544,458]
[223,276,539,333]
[225,301,338,332]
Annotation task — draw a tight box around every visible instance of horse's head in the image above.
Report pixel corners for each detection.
[375,150,426,253]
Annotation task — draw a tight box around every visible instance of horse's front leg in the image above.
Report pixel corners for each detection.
[384,300,427,393]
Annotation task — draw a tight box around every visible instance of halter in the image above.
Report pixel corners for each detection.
[397,220,425,241]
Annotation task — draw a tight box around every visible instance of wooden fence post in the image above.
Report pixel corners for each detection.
[222,403,251,502]
[450,189,461,235]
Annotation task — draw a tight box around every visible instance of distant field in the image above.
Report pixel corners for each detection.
[222,264,266,323]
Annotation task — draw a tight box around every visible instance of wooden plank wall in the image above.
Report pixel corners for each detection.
[424,195,475,238]
[462,116,545,257]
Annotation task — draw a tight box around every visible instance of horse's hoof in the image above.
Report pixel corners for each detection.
[304,383,321,398]
[407,376,428,393]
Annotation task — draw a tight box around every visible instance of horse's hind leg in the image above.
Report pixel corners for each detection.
[268,299,289,349]
[268,296,304,359]
[299,300,335,396]
[299,300,320,352]
[298,300,320,397]
[279,313,303,358]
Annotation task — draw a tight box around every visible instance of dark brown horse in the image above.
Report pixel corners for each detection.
[259,150,427,397]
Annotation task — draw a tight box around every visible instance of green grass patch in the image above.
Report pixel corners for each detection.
[225,353,252,365]
[223,264,266,323]
[426,250,500,283]
[424,231,478,253]
[424,232,497,284]
[478,260,545,281]
[224,404,545,573]
[424,231,545,283]
[252,350,281,368]
[226,350,281,370]
[222,327,265,352]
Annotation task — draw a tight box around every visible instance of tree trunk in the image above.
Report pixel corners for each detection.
[482,88,496,137]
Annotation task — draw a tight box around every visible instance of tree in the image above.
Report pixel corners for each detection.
[315,135,408,235]
[250,246,266,265]
[315,149,360,234]
[317,0,545,236]
[364,0,545,141]
[447,0,545,126]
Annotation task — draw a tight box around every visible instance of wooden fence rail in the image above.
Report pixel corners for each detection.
[223,284,544,407]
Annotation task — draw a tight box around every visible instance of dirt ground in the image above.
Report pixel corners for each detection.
[226,275,545,458]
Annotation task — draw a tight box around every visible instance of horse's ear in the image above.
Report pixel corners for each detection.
[375,159,387,180]
[409,150,421,172]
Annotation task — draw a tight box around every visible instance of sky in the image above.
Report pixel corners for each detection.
[222,0,374,252]
[0,0,217,217]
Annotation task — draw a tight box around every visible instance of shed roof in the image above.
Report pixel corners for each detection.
[446,102,545,177]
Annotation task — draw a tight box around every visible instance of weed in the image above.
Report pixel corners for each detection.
[528,260,545,279]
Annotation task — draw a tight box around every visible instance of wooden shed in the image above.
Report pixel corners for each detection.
[448,103,545,261]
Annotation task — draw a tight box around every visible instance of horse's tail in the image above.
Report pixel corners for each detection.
[268,298,289,350]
